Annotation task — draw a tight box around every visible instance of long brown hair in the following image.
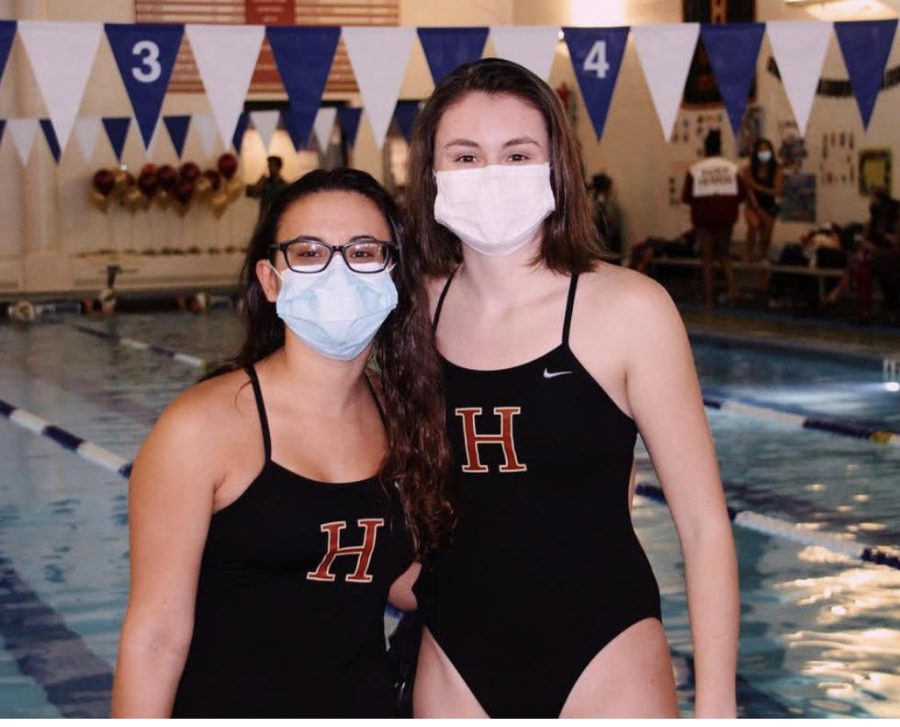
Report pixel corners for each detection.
[406,57,603,277]
[208,168,453,556]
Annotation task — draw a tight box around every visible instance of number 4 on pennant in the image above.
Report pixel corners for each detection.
[582,40,609,79]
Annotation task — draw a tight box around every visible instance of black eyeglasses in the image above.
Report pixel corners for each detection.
[268,237,397,274]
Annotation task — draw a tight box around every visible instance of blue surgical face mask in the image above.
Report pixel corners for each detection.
[270,258,398,361]
[757,150,772,163]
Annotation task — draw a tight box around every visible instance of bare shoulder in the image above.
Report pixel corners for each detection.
[136,368,256,474]
[576,263,680,325]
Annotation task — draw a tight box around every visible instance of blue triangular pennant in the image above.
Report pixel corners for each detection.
[0,21,14,85]
[563,27,630,140]
[105,23,184,148]
[232,111,249,152]
[281,108,308,151]
[417,27,489,85]
[0,119,6,147]
[337,106,363,147]
[267,27,340,152]
[394,101,419,142]
[39,119,61,162]
[163,115,190,158]
[102,117,131,161]
[699,23,765,135]
[835,19,898,129]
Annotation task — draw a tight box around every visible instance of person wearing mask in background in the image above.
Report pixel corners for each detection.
[682,130,747,310]
[591,172,623,258]
[246,155,289,221]
[742,138,783,263]
[112,168,452,717]
[406,58,738,719]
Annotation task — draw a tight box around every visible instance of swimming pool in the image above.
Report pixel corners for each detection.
[0,312,897,717]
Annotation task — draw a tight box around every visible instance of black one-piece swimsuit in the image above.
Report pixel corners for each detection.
[172,366,413,717]
[414,271,662,717]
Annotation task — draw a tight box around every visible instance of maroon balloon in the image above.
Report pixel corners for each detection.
[138,171,159,197]
[174,180,194,206]
[217,152,238,180]
[203,169,222,191]
[156,164,178,190]
[93,169,116,196]
[140,163,157,177]
[179,161,201,183]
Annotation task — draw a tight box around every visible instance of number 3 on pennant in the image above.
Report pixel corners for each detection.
[582,40,609,79]
[131,40,162,83]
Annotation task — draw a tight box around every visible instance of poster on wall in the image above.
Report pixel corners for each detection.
[777,119,806,173]
[738,105,764,158]
[858,148,892,196]
[780,173,816,223]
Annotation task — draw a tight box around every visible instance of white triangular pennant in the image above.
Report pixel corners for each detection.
[8,119,39,165]
[193,113,219,159]
[18,21,102,152]
[767,21,832,135]
[342,27,416,148]
[186,24,264,147]
[250,109,280,150]
[313,107,338,154]
[631,23,699,141]
[73,117,101,163]
[490,26,560,81]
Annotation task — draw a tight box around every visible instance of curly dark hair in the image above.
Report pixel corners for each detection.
[208,167,454,556]
[406,57,604,276]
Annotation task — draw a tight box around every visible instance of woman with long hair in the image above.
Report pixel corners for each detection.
[743,137,783,262]
[111,168,451,717]
[405,58,739,718]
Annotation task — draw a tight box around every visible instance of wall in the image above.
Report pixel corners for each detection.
[1,0,899,295]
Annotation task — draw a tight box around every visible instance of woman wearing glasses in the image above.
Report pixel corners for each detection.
[111,168,451,717]
[406,59,738,718]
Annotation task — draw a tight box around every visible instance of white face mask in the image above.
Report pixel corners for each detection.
[757,150,772,163]
[270,258,398,361]
[433,162,556,256]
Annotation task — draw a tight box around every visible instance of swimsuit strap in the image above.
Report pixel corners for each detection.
[562,273,580,346]
[245,365,272,461]
[432,266,460,332]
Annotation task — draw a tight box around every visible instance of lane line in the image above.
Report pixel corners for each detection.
[69,323,208,370]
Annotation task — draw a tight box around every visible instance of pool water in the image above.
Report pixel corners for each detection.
[0,312,897,717]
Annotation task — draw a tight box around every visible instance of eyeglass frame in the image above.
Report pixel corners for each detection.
[267,236,398,274]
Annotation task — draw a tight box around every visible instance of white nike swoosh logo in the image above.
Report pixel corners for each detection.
[543,368,573,379]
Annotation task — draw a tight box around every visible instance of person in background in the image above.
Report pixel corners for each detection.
[681,130,747,310]
[742,138,783,263]
[591,173,623,258]
[246,155,289,221]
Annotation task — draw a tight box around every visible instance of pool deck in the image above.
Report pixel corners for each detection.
[679,304,900,366]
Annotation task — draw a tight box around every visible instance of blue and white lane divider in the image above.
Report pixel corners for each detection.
[702,394,900,446]
[636,483,900,571]
[0,399,133,479]
[69,323,207,370]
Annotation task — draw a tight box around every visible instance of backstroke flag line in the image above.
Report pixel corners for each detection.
[313,106,338,155]
[564,26,630,140]
[343,27,416,149]
[699,22,766,136]
[186,24,264,147]
[631,23,699,141]
[834,19,898,129]
[490,26,559,81]
[766,21,832,135]
[250,110,280,151]
[105,23,184,149]
[18,21,102,154]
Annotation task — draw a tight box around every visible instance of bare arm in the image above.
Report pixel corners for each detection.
[111,394,222,717]
[622,281,739,718]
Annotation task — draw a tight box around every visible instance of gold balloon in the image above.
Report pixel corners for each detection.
[210,191,228,219]
[90,189,110,213]
[124,187,143,214]
[226,176,243,202]
[114,170,129,192]
[195,177,212,199]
